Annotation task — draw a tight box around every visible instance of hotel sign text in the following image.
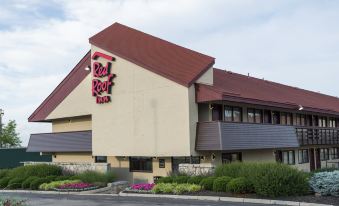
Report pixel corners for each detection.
[91,52,116,104]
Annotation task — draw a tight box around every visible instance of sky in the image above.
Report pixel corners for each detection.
[0,0,339,146]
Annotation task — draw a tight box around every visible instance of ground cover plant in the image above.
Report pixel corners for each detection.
[55,182,97,192]
[152,183,201,194]
[39,180,81,191]
[309,170,339,196]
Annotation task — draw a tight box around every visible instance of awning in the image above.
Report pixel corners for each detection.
[27,131,92,152]
[196,122,299,151]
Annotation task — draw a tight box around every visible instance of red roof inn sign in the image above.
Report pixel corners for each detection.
[91,52,116,104]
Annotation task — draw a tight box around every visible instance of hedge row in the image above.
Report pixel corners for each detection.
[157,162,310,197]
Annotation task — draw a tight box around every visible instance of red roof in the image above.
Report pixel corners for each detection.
[196,68,339,115]
[89,23,215,87]
[28,51,91,122]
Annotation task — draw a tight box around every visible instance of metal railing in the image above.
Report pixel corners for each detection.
[296,126,339,145]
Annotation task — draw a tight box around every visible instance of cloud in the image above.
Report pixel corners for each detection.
[0,0,338,146]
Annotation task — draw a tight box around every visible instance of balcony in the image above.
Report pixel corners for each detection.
[296,127,339,146]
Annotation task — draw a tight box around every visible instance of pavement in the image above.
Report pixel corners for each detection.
[0,192,269,206]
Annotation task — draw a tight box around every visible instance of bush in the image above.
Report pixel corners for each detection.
[30,178,49,190]
[173,176,189,184]
[213,176,232,192]
[8,178,25,189]
[157,176,173,183]
[214,162,309,197]
[199,177,216,191]
[0,169,9,179]
[309,171,339,196]
[72,171,115,184]
[0,177,11,188]
[152,183,201,194]
[312,168,339,174]
[187,176,204,185]
[39,180,81,191]
[227,177,253,194]
[54,176,72,181]
[8,164,62,179]
[22,176,39,189]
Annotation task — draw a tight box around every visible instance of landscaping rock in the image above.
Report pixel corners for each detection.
[111,181,129,194]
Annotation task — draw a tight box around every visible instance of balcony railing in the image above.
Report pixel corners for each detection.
[296,126,339,146]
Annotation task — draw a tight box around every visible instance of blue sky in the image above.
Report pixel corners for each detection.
[0,0,339,146]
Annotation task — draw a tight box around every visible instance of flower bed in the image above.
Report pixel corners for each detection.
[54,182,98,192]
[124,183,155,193]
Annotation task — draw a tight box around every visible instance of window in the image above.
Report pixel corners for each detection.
[272,111,280,124]
[320,148,329,161]
[222,152,242,164]
[95,156,107,163]
[281,112,293,125]
[330,148,339,159]
[329,118,336,128]
[247,108,263,123]
[282,150,295,165]
[224,106,242,122]
[211,104,222,121]
[159,159,165,168]
[298,149,309,164]
[129,157,153,172]
[296,114,306,126]
[264,110,272,124]
[319,117,327,127]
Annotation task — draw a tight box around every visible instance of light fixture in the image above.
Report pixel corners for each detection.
[298,105,304,111]
[85,66,91,71]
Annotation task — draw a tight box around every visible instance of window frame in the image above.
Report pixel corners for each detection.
[224,106,242,122]
[282,150,295,165]
[298,149,309,164]
[129,157,153,173]
[320,148,330,161]
[95,156,107,163]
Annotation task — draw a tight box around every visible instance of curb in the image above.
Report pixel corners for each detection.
[119,192,334,206]
[0,190,334,206]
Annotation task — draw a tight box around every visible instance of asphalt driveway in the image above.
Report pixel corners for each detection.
[0,192,272,206]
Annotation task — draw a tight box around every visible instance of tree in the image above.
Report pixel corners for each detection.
[0,120,21,148]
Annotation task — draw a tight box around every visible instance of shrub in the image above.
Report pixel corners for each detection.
[199,177,216,191]
[157,176,173,183]
[152,183,201,194]
[152,183,176,194]
[8,178,25,189]
[0,169,9,179]
[22,176,39,189]
[39,180,81,191]
[212,176,232,192]
[72,171,116,184]
[187,176,204,185]
[54,176,72,181]
[173,176,189,184]
[251,163,309,197]
[8,164,62,179]
[30,178,49,190]
[0,177,11,188]
[227,177,253,194]
[309,171,339,196]
[215,162,309,197]
[312,168,339,174]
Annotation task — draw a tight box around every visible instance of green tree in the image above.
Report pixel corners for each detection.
[0,120,21,148]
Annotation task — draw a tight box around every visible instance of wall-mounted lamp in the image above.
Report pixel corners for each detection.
[209,104,214,110]
[85,66,91,71]
[298,105,304,111]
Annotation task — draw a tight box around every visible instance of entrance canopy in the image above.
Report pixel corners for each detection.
[27,131,92,153]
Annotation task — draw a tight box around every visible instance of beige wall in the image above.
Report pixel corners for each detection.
[108,156,172,183]
[47,45,200,157]
[52,153,93,163]
[196,67,213,85]
[52,116,92,132]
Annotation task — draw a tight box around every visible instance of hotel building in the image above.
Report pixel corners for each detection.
[27,23,339,182]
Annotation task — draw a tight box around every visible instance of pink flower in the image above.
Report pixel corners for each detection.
[130,183,155,191]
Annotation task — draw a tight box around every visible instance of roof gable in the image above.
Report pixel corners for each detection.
[28,51,91,122]
[196,68,339,115]
[89,23,215,87]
